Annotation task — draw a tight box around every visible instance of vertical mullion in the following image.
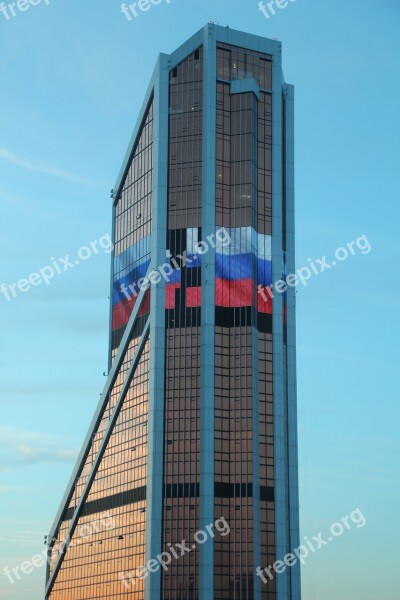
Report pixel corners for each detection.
[199,23,217,600]
[145,54,168,600]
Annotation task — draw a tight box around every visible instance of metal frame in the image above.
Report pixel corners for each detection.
[45,317,149,598]
[251,85,262,600]
[144,53,169,600]
[271,42,291,599]
[45,267,151,596]
[107,199,116,372]
[199,23,217,600]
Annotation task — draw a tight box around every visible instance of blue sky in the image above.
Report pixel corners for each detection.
[0,0,399,598]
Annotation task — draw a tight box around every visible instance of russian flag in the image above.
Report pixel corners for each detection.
[186,227,201,266]
[112,235,152,330]
[215,227,272,310]
[113,236,151,276]
[112,290,150,331]
[112,259,151,306]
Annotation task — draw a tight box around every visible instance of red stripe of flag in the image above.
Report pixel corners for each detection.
[257,285,273,314]
[215,278,253,308]
[166,283,180,309]
[112,290,150,331]
[186,286,202,307]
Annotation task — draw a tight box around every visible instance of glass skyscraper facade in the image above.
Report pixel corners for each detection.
[45,24,300,600]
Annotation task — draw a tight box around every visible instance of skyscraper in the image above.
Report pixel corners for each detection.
[45,23,300,600]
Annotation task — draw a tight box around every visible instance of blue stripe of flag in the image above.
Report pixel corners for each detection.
[113,259,151,305]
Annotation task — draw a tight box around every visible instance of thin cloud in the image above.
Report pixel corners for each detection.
[0,427,55,444]
[0,485,31,494]
[0,427,78,471]
[0,384,98,397]
[0,147,106,189]
[17,445,78,465]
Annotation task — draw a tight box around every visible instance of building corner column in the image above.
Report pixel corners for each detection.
[199,23,217,600]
